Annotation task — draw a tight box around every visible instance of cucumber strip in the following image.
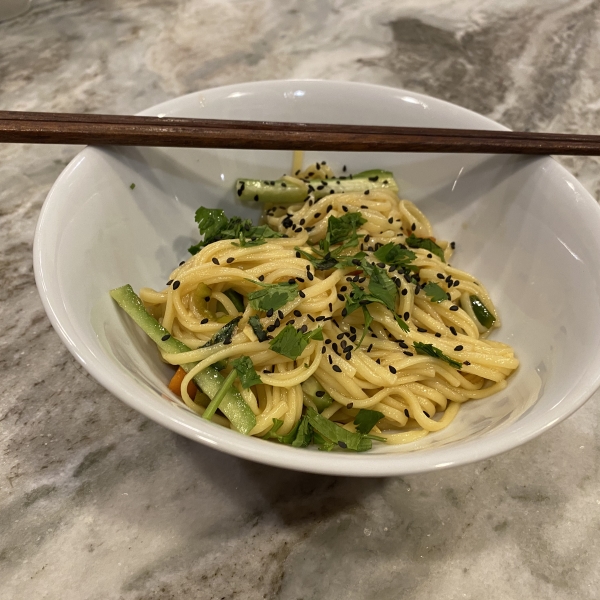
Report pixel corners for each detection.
[301,376,333,413]
[236,170,399,205]
[109,284,256,434]
[470,295,496,329]
[203,369,237,421]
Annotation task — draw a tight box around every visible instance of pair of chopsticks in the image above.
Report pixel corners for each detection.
[0,110,598,154]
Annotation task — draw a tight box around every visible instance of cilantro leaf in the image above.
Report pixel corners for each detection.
[345,269,409,333]
[366,263,398,313]
[189,207,282,254]
[423,282,448,303]
[395,315,410,332]
[202,316,241,347]
[413,341,463,369]
[353,409,385,435]
[328,212,366,246]
[406,234,445,262]
[195,207,228,241]
[306,408,372,452]
[248,315,268,342]
[263,418,301,444]
[291,416,313,447]
[233,224,282,248]
[248,281,298,312]
[270,325,323,360]
[374,243,416,268]
[358,305,373,347]
[231,356,262,389]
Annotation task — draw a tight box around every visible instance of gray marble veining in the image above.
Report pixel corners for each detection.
[1,1,599,598]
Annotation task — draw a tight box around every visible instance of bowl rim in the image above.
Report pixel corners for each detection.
[33,79,600,476]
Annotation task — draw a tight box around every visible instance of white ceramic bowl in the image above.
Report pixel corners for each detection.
[34,80,600,476]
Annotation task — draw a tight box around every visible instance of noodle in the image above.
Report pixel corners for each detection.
[135,161,519,450]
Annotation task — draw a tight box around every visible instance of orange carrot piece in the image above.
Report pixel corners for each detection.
[168,366,197,398]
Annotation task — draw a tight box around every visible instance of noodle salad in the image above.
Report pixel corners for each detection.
[111,161,518,452]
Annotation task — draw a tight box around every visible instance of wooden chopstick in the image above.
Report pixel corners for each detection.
[0,110,598,154]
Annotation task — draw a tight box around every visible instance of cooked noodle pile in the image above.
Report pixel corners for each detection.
[139,163,518,446]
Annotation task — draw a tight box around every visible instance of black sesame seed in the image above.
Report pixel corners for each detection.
[411,223,416,231]
[389,365,397,374]
[266,308,274,318]
[273,319,281,328]
[212,257,220,265]
[364,190,370,195]
[295,251,301,258]
[367,343,373,352]
[435,332,442,338]
[450,305,459,312]
[325,338,332,344]
[403,351,414,356]
[342,205,349,212]
[424,412,430,418]
[449,326,457,336]
[388,217,393,224]
[345,352,352,360]
[161,334,171,341]
[299,291,306,298]
[313,212,321,219]
[204,296,210,302]
[399,341,408,349]
[343,165,347,172]
[427,253,432,259]
[417,327,427,333]
[258,275,265,281]
[341,308,348,317]
[297,277,305,283]
[346,402,354,409]
[288,278,295,284]
[226,257,235,264]
[450,241,456,249]
[300,324,308,333]
[294,310,302,317]
[267,324,275,332]
[329,303,333,312]
[338,440,347,449]
[223,339,232,345]
[437,273,445,279]
[172,280,180,290]
[404,409,410,418]
[286,320,295,326]
[332,365,342,373]
[463,360,471,365]
[326,205,333,213]
[403,312,410,320]
[337,293,345,302]
[454,345,464,351]
[307,314,315,322]
[277,310,284,319]
[201,318,209,324]
[178,261,185,266]
[307,272,314,281]
[167,279,173,285]
[328,355,333,364]
[401,289,408,296]
[453,280,460,287]
[332,343,339,353]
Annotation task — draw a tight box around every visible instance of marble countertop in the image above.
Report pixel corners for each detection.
[2,1,600,598]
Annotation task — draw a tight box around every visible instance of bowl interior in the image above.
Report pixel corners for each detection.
[35,80,600,475]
